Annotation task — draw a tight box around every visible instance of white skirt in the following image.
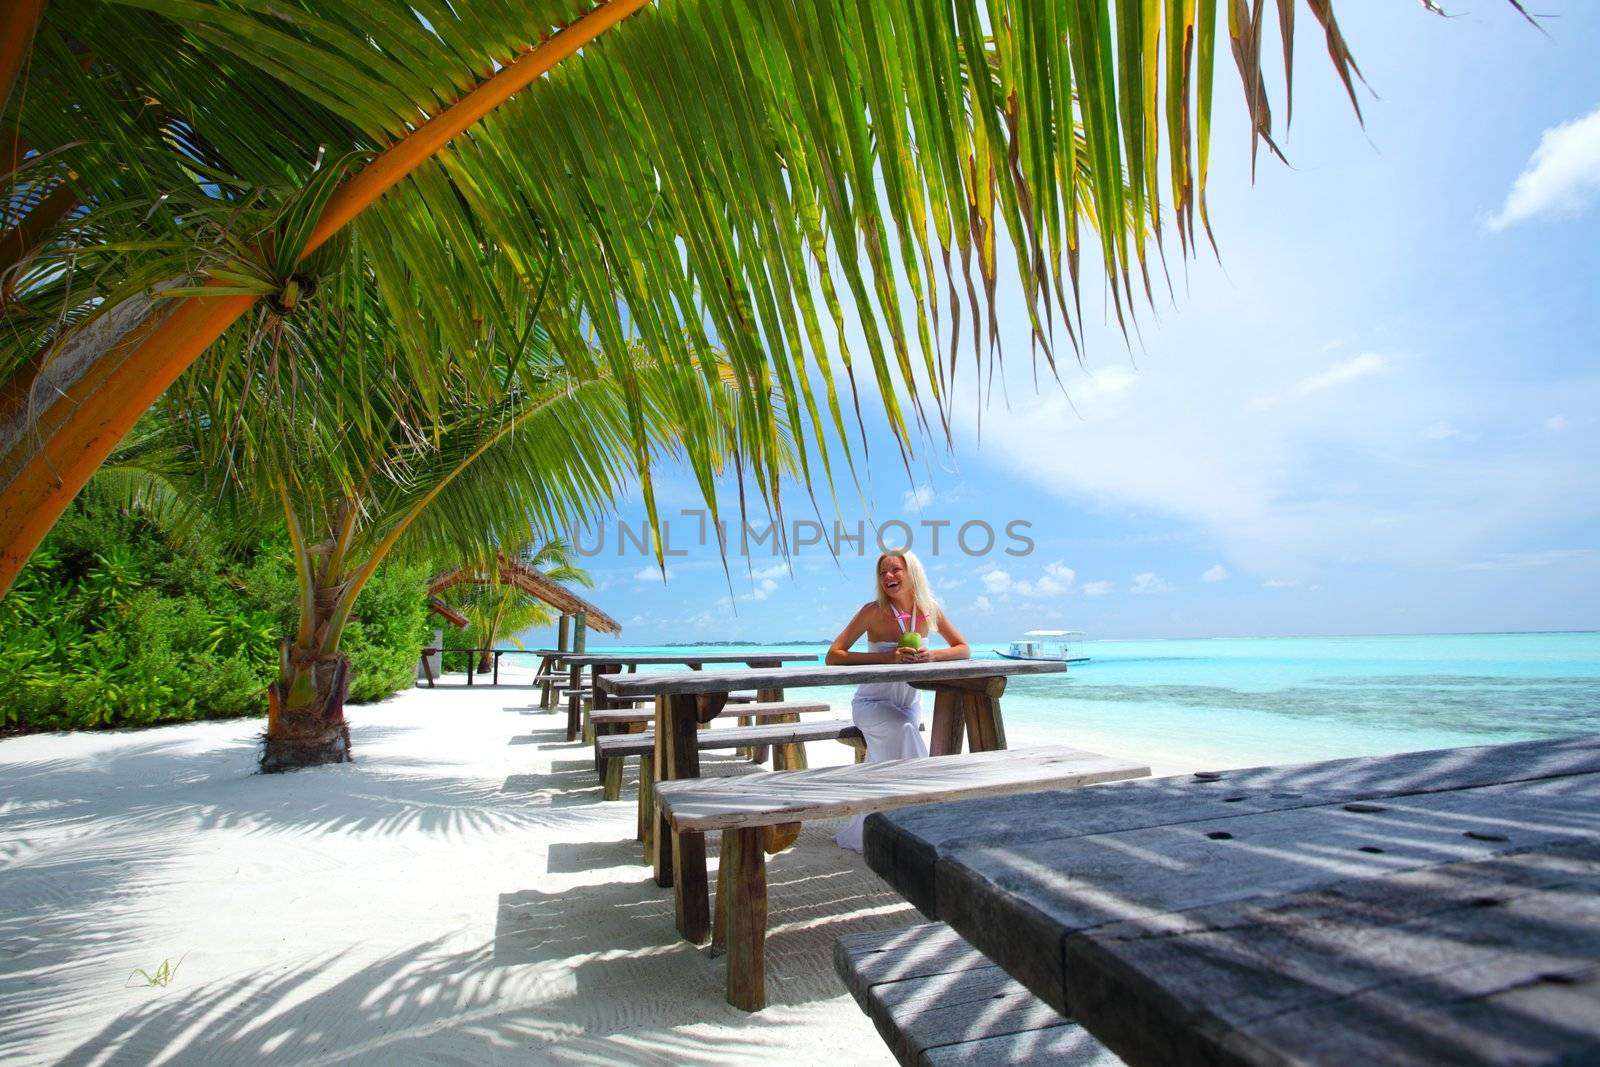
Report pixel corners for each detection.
[834,684,927,852]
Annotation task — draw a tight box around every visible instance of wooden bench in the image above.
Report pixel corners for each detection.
[597,718,864,830]
[835,922,1117,1067]
[591,698,831,773]
[652,745,1151,1010]
[589,698,829,730]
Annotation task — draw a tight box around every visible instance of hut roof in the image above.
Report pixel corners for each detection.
[427,554,621,635]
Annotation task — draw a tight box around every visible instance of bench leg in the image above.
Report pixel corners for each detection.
[601,754,625,801]
[721,827,768,1011]
[672,828,710,944]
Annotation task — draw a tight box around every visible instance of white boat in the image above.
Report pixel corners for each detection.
[995,629,1090,664]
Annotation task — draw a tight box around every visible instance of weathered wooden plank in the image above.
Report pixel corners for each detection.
[835,924,1120,1067]
[656,746,1150,833]
[920,1027,1116,1067]
[597,718,863,758]
[598,658,1064,698]
[930,770,1600,1019]
[1064,841,1600,1067]
[867,734,1600,917]
[835,923,1009,999]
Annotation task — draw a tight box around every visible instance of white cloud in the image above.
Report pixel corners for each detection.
[1082,580,1113,597]
[634,566,672,582]
[1201,564,1229,583]
[980,560,1075,598]
[1488,103,1600,231]
[1043,561,1076,583]
[964,340,1600,579]
[971,595,993,614]
[739,577,780,602]
[1291,353,1388,397]
[980,568,1012,594]
[749,563,789,580]
[903,485,937,512]
[1130,572,1173,595]
[1546,415,1569,433]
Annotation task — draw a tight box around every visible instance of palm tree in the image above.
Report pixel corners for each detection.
[7,0,1533,598]
[136,220,783,768]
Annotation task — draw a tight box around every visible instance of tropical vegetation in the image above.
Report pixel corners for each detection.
[0,489,429,732]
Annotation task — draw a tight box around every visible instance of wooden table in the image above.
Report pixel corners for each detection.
[865,734,1600,1066]
[558,652,817,741]
[598,658,1064,942]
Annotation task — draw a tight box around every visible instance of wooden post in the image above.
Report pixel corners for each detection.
[636,749,655,849]
[543,614,570,709]
[572,610,587,653]
[722,826,768,1011]
[929,688,965,755]
[655,693,709,943]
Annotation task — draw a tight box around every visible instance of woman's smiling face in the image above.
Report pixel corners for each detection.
[878,556,908,600]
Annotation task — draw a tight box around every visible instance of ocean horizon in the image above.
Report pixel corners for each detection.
[508,629,1600,773]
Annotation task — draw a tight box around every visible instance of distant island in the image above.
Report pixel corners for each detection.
[658,640,830,647]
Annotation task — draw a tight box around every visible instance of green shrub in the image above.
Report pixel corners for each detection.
[0,500,428,731]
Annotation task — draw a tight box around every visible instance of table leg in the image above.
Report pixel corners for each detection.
[655,694,710,944]
[755,683,786,765]
[420,650,435,689]
[493,652,500,686]
[467,653,474,686]
[929,688,966,755]
[565,661,584,741]
[964,691,1008,752]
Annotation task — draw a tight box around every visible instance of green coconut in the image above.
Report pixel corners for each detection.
[897,631,923,650]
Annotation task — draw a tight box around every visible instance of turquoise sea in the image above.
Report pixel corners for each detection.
[509,632,1600,772]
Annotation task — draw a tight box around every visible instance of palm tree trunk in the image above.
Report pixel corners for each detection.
[262,640,351,772]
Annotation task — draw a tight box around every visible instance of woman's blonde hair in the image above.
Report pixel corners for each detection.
[873,550,939,626]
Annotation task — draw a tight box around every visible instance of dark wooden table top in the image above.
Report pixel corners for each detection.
[557,652,816,667]
[865,734,1600,1066]
[595,657,1063,697]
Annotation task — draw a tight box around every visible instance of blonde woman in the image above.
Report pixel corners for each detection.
[826,550,969,851]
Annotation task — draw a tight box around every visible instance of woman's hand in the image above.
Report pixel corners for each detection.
[895,644,929,664]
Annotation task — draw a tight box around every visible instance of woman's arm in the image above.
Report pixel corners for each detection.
[826,605,897,665]
[928,612,971,661]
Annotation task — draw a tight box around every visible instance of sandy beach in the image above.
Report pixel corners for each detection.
[1,669,1169,1066]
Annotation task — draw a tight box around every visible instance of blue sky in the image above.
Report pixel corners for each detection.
[536,5,1600,647]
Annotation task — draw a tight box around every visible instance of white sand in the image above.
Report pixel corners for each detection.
[0,674,917,1065]
[0,671,1181,1065]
